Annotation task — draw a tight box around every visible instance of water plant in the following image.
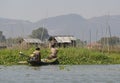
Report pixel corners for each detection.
[0,47,120,65]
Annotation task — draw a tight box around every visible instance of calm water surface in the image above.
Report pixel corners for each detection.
[0,65,120,83]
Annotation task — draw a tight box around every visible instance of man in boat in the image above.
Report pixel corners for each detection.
[29,47,41,62]
[47,44,58,59]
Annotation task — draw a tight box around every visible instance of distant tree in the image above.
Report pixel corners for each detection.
[0,31,6,42]
[30,27,49,41]
[98,36,120,45]
[76,39,87,47]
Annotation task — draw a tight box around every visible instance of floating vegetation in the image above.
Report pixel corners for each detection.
[59,65,65,70]
[0,47,120,65]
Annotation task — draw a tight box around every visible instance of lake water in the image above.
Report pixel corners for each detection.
[0,65,120,83]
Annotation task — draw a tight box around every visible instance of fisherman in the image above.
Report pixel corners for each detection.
[47,44,58,59]
[29,47,41,62]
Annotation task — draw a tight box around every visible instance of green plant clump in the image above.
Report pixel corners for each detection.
[0,47,120,65]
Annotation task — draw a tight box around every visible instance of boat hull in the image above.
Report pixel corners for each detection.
[28,58,59,66]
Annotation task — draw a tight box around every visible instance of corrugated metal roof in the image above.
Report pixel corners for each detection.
[54,36,76,43]
[55,37,63,43]
[23,38,42,43]
[69,36,76,40]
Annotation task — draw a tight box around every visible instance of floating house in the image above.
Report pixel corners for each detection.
[22,38,43,46]
[48,35,76,47]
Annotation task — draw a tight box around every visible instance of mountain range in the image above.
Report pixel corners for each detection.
[0,14,120,42]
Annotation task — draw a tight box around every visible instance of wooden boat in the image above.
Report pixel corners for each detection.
[18,52,59,66]
[18,58,59,66]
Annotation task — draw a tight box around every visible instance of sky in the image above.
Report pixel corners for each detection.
[0,0,120,22]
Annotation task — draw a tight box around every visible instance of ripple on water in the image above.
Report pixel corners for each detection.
[0,65,120,83]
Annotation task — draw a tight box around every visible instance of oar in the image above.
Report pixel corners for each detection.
[18,52,30,64]
[19,52,29,57]
[19,51,30,61]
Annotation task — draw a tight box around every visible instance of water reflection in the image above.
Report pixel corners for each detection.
[0,65,120,83]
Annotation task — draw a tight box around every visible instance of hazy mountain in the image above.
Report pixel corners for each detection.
[34,14,91,40]
[0,14,120,42]
[34,14,120,41]
[0,17,34,38]
[88,15,120,37]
